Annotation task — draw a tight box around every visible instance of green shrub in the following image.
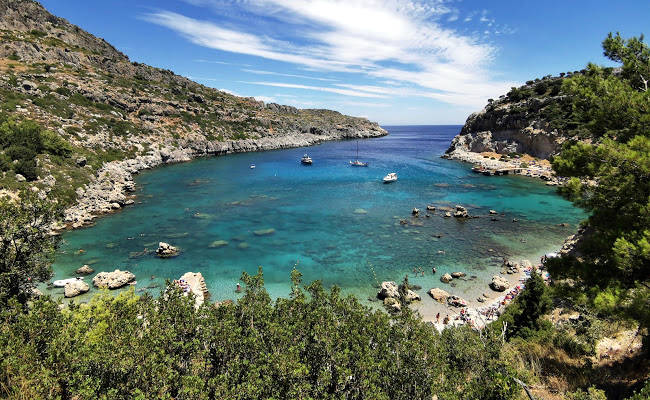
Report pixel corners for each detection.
[55,86,71,96]
[13,158,37,181]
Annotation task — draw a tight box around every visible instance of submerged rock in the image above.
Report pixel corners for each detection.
[93,269,135,289]
[440,273,453,283]
[353,208,368,214]
[64,280,89,298]
[209,240,229,248]
[253,228,276,236]
[451,271,466,278]
[453,205,470,218]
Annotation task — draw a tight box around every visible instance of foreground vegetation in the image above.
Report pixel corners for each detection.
[0,32,648,399]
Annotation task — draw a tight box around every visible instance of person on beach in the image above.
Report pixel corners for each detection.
[443,315,449,325]
[236,283,241,293]
[436,312,440,323]
[432,267,436,274]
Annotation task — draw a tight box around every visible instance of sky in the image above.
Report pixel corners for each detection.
[40,0,650,125]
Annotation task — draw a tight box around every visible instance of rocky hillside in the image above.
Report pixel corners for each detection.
[446,74,580,160]
[0,0,386,227]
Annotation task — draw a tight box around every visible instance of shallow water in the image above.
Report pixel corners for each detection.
[48,126,586,303]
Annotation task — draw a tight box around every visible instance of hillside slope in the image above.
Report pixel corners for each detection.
[0,0,386,228]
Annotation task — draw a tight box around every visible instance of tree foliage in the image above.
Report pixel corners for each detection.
[0,270,524,400]
[0,191,60,306]
[550,33,650,342]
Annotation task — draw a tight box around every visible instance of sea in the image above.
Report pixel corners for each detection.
[46,125,586,304]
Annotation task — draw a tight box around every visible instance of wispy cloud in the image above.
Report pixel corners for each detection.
[242,69,337,82]
[240,81,387,98]
[144,0,515,109]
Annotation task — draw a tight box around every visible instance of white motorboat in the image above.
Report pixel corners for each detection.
[53,277,84,287]
[301,154,313,165]
[383,172,398,183]
[250,164,256,169]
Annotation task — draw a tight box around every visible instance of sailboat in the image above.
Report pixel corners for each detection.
[349,141,369,167]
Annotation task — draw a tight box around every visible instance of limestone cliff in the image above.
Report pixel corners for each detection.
[446,76,572,159]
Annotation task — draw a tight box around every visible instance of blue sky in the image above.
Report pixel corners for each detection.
[40,0,649,125]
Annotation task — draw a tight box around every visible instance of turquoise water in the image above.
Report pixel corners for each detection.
[48,126,586,302]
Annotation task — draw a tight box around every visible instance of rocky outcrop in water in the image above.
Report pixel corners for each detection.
[178,272,209,308]
[64,280,89,297]
[92,269,135,289]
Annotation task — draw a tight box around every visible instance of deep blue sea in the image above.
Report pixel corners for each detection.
[47,126,586,303]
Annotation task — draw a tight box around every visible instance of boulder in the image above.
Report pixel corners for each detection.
[447,295,468,307]
[76,265,94,275]
[490,275,510,292]
[76,157,87,167]
[428,288,450,303]
[93,269,135,289]
[444,212,452,218]
[178,272,209,308]
[411,207,420,216]
[15,174,26,182]
[404,289,421,303]
[426,205,436,211]
[489,210,498,215]
[156,242,179,258]
[383,297,401,313]
[378,281,399,299]
[64,280,89,297]
[453,205,470,218]
[451,271,466,278]
[440,273,453,283]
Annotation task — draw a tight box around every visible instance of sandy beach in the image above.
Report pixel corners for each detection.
[410,260,544,332]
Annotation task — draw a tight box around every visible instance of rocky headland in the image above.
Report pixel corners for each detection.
[443,75,579,184]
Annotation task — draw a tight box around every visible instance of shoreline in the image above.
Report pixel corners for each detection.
[443,148,562,185]
[58,130,387,231]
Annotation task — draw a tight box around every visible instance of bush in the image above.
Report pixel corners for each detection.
[13,158,37,181]
[55,86,71,96]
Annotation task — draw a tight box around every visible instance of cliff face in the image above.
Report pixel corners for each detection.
[0,0,386,226]
[446,77,570,159]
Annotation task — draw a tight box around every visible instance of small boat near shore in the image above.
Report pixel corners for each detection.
[250,164,256,169]
[53,277,84,287]
[383,172,397,183]
[300,154,313,165]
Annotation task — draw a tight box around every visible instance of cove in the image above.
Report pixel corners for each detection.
[47,126,586,303]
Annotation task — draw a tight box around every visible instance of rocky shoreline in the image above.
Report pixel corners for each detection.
[442,148,562,185]
[59,129,386,230]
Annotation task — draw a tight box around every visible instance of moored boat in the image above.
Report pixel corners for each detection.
[383,172,397,183]
[53,277,84,287]
[349,141,368,167]
[301,154,313,165]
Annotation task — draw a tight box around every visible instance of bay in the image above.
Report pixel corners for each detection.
[47,125,586,303]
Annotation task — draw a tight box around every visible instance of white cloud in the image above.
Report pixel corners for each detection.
[254,95,275,103]
[144,0,514,109]
[242,69,337,82]
[240,81,388,98]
